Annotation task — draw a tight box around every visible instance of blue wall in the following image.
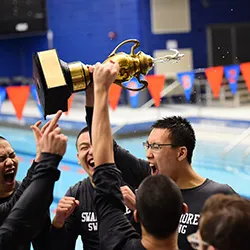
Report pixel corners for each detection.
[1,0,250,78]
[139,0,250,69]
[0,0,141,78]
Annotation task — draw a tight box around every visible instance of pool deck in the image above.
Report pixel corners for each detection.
[1,99,250,135]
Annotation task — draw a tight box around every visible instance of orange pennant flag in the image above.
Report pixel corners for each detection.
[6,86,30,120]
[145,75,165,107]
[65,94,74,116]
[240,62,250,92]
[205,66,224,98]
[108,84,122,111]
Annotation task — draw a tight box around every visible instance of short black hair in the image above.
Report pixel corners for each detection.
[136,174,183,239]
[152,116,196,164]
[75,126,89,149]
[0,136,7,141]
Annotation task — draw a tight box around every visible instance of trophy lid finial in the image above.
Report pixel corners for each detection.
[153,49,185,64]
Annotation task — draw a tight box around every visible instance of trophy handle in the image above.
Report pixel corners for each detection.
[108,39,140,58]
[117,74,148,91]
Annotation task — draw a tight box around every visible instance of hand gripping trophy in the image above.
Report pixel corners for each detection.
[33,39,184,118]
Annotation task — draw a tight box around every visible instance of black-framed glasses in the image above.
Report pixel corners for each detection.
[142,141,178,151]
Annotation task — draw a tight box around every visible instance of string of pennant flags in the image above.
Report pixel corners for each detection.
[178,62,250,100]
[0,62,250,120]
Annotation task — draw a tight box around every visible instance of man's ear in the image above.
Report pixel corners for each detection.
[77,153,80,164]
[183,203,188,214]
[133,209,139,223]
[177,146,187,162]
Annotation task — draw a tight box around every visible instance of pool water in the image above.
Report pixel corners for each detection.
[0,125,250,249]
[1,125,249,197]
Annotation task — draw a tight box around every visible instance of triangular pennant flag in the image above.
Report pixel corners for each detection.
[224,65,240,95]
[205,66,224,98]
[65,94,74,116]
[145,75,165,107]
[108,84,122,111]
[30,84,43,119]
[177,71,195,102]
[240,62,250,92]
[6,85,30,120]
[0,87,6,112]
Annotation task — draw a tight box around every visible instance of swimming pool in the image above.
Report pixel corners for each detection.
[1,124,249,197]
[0,124,250,249]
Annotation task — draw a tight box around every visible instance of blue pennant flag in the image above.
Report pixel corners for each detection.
[177,71,195,102]
[30,84,43,119]
[0,87,6,113]
[125,78,140,108]
[224,65,240,95]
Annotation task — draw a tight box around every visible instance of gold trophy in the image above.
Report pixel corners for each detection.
[33,39,184,118]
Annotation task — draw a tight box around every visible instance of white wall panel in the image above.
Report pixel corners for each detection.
[150,0,191,34]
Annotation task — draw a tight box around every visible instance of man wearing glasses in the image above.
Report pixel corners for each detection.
[187,193,250,250]
[84,82,235,250]
[91,61,187,250]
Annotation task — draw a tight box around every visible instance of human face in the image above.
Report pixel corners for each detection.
[145,128,182,179]
[187,231,210,250]
[0,139,19,197]
[76,132,95,177]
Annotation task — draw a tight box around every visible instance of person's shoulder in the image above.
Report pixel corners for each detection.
[204,179,236,195]
[66,178,90,197]
[124,238,146,250]
[15,180,21,189]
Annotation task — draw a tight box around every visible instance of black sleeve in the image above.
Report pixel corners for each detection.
[86,106,150,189]
[0,160,37,225]
[32,213,51,250]
[93,164,140,250]
[0,153,61,250]
[113,141,151,189]
[50,187,79,250]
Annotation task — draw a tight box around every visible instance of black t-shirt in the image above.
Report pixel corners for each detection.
[85,106,236,250]
[0,153,61,250]
[50,107,149,250]
[93,164,146,250]
[0,181,21,204]
[0,161,53,250]
[51,177,138,250]
[179,179,236,250]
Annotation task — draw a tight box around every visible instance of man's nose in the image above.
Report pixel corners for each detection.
[88,145,94,155]
[146,148,153,159]
[4,157,14,166]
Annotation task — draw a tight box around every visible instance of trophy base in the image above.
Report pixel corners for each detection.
[33,49,72,118]
[33,49,90,118]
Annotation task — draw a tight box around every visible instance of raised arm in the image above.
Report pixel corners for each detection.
[85,82,150,189]
[92,62,116,166]
[92,62,140,249]
[0,110,67,249]
[0,119,56,225]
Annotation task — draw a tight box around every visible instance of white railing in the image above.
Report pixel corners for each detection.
[222,127,250,158]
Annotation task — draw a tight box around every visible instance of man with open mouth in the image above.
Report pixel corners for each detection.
[0,120,55,250]
[0,110,67,250]
[0,136,18,201]
[51,80,150,250]
[82,92,236,250]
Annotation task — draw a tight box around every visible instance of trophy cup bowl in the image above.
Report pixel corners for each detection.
[32,39,184,118]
